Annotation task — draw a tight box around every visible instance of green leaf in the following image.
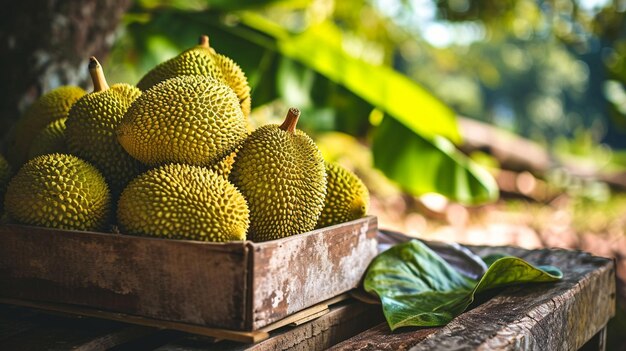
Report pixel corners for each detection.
[239,13,461,143]
[364,240,562,330]
[373,117,499,204]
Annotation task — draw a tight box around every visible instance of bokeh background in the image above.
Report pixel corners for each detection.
[2,0,625,347]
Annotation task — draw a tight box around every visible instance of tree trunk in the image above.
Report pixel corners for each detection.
[0,0,132,143]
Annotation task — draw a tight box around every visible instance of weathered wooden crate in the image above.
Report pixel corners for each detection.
[0,216,378,336]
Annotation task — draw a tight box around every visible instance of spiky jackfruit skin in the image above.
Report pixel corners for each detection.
[6,86,86,167]
[4,154,111,231]
[0,154,11,212]
[211,149,238,180]
[28,118,68,159]
[66,84,144,196]
[230,125,327,242]
[136,45,251,117]
[118,76,247,167]
[117,164,249,242]
[316,162,369,228]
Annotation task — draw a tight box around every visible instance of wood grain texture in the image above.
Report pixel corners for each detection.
[158,301,384,351]
[0,306,148,351]
[249,216,378,329]
[0,216,377,332]
[0,224,249,330]
[0,298,270,344]
[329,323,438,351]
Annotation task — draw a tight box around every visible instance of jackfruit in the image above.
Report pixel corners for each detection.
[137,35,251,117]
[4,153,111,231]
[66,57,144,195]
[117,163,249,242]
[0,154,11,212]
[118,75,247,167]
[27,118,68,158]
[5,86,85,166]
[230,108,327,241]
[316,162,369,228]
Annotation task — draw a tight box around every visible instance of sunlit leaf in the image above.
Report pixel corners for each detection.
[240,13,461,143]
[364,240,562,330]
[373,117,499,204]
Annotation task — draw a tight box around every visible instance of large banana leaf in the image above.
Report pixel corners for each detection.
[239,13,461,143]
[373,117,499,204]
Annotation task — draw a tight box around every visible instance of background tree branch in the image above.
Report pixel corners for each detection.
[0,0,132,142]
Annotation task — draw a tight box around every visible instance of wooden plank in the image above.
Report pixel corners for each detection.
[158,300,384,351]
[289,308,329,326]
[0,298,269,344]
[0,304,42,340]
[0,224,250,330]
[257,301,329,333]
[249,216,378,329]
[0,310,147,351]
[0,294,351,345]
[329,323,438,350]
[258,293,350,332]
[333,247,615,351]
[73,326,156,351]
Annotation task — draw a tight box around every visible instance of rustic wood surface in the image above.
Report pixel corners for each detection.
[0,217,376,332]
[249,216,378,329]
[0,245,615,350]
[0,224,250,330]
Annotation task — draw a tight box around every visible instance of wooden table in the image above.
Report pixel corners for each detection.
[0,246,615,350]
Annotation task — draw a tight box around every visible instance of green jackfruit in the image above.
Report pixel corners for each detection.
[66,57,144,195]
[0,154,11,212]
[5,86,85,166]
[118,75,247,167]
[4,153,111,231]
[27,118,68,159]
[230,108,327,241]
[137,35,251,117]
[316,162,369,228]
[117,163,249,242]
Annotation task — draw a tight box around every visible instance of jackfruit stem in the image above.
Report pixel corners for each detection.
[88,57,109,92]
[199,35,210,48]
[279,108,300,133]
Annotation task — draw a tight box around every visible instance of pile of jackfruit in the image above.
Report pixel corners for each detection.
[0,36,370,242]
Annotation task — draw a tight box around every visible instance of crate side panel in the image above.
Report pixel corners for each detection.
[250,216,378,329]
[0,225,248,330]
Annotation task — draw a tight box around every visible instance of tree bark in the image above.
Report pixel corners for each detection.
[0,0,132,143]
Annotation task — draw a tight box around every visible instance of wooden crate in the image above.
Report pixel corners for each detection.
[0,216,378,334]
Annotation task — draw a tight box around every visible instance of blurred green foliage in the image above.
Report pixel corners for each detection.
[402,0,626,148]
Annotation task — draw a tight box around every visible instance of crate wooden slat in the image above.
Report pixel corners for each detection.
[0,224,250,330]
[249,218,378,329]
[0,216,378,332]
